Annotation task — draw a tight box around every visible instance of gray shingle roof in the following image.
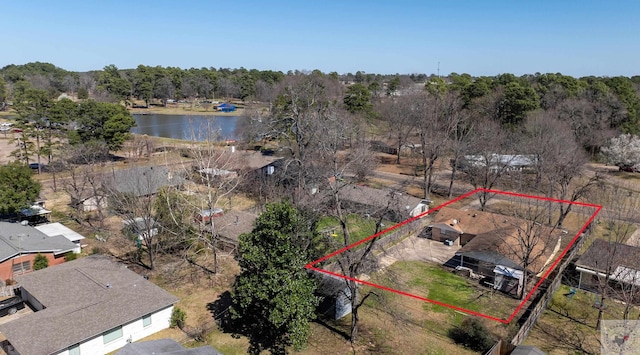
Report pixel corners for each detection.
[114,166,184,196]
[576,239,640,273]
[117,339,222,355]
[0,222,78,262]
[338,185,422,213]
[0,255,179,355]
[203,210,258,244]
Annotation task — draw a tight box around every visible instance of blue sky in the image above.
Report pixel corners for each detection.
[1,0,638,76]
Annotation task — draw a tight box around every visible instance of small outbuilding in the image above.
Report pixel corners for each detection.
[195,208,224,224]
[313,272,354,320]
[35,222,86,254]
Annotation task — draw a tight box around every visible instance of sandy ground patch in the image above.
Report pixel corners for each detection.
[378,235,460,269]
[0,134,23,165]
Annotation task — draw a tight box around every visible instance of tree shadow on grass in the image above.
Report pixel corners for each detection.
[312,315,351,341]
[207,291,234,331]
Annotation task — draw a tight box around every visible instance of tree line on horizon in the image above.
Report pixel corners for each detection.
[1,61,639,133]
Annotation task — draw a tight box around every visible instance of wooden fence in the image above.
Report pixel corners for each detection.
[507,231,589,347]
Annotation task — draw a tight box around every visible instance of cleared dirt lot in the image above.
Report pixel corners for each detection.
[0,134,21,165]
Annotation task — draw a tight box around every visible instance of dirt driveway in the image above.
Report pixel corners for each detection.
[378,234,460,269]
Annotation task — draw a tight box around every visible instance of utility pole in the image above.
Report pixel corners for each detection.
[437,62,440,79]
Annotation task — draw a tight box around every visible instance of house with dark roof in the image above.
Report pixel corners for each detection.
[0,222,78,282]
[197,210,258,251]
[430,207,506,246]
[575,240,640,292]
[113,166,184,197]
[430,207,565,297]
[0,255,179,355]
[338,185,427,223]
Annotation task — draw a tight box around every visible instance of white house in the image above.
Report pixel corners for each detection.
[461,154,537,173]
[35,222,86,254]
[0,255,179,355]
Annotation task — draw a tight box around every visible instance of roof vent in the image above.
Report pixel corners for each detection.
[106,284,112,288]
[452,219,458,225]
[472,214,477,218]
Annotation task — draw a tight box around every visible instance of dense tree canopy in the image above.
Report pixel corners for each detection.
[343,83,372,113]
[2,62,640,148]
[0,162,42,215]
[230,201,318,353]
[70,100,136,150]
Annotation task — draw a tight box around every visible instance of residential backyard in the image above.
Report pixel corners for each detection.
[145,254,480,355]
[525,284,640,354]
[318,214,394,246]
[369,261,524,323]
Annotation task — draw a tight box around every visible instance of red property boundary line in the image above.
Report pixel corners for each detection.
[305,188,602,324]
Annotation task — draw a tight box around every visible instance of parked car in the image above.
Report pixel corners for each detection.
[619,165,640,173]
[28,163,46,171]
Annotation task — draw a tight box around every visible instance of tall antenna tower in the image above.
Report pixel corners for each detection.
[437,62,440,78]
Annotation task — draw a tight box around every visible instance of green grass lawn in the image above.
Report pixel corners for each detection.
[370,261,521,320]
[317,214,391,246]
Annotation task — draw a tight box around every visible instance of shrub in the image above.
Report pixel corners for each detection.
[64,252,78,262]
[33,253,49,270]
[448,317,495,352]
[170,307,186,329]
[77,87,89,100]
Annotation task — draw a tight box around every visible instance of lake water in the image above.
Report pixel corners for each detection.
[131,114,239,141]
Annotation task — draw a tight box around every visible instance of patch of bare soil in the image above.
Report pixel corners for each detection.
[0,135,20,165]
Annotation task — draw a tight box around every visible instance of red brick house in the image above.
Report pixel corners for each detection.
[0,222,78,282]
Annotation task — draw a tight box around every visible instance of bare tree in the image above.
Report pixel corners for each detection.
[491,198,561,300]
[260,73,343,203]
[613,267,640,321]
[62,142,111,234]
[254,79,276,103]
[557,95,622,157]
[310,109,403,343]
[414,90,462,199]
[149,121,247,274]
[376,95,416,164]
[541,129,601,227]
[62,74,79,94]
[446,108,474,198]
[522,110,570,191]
[184,145,243,274]
[459,118,514,210]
